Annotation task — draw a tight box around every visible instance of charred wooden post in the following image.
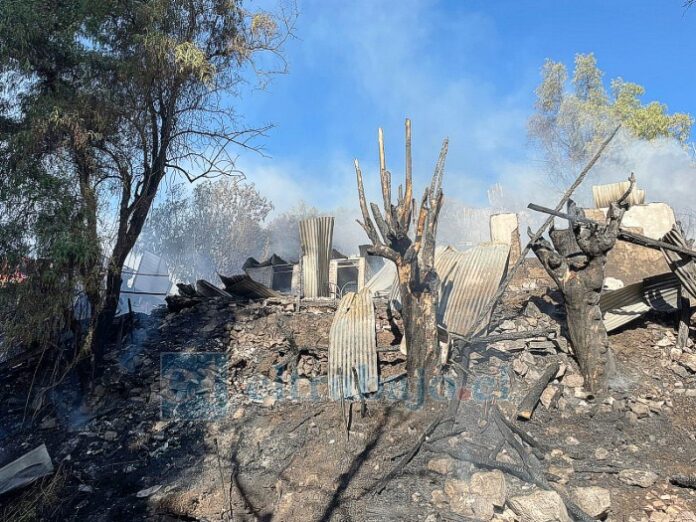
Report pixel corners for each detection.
[355,119,448,387]
[529,180,633,393]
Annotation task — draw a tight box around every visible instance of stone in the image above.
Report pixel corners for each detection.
[649,513,671,522]
[618,469,659,488]
[508,490,571,522]
[572,486,611,518]
[103,431,118,441]
[512,358,528,376]
[680,354,696,372]
[655,337,674,348]
[563,374,584,388]
[427,458,454,475]
[540,385,558,409]
[630,402,651,419]
[500,320,517,331]
[233,407,245,420]
[262,395,277,408]
[594,447,609,460]
[430,489,448,508]
[444,478,470,499]
[469,470,506,508]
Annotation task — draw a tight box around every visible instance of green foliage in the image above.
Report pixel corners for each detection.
[529,53,694,184]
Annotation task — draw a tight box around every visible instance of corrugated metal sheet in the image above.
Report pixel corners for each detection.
[601,280,650,332]
[328,288,378,400]
[437,243,510,337]
[365,259,397,296]
[299,217,334,298]
[196,279,232,298]
[601,272,681,332]
[643,273,681,311]
[218,273,278,299]
[661,226,696,299]
[592,181,645,208]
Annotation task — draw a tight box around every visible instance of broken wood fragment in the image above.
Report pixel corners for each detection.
[670,474,696,490]
[677,289,692,352]
[517,361,560,421]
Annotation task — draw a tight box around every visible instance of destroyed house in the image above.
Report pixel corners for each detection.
[242,255,297,294]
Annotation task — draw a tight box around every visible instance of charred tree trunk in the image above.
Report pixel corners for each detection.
[530,190,631,394]
[355,119,448,389]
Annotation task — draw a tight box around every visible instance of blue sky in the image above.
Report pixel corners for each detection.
[233,1,696,213]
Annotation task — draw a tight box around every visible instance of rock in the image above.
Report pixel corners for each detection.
[78,484,94,493]
[563,374,584,388]
[500,320,517,331]
[430,489,448,508]
[540,385,558,409]
[508,490,571,522]
[512,358,528,376]
[136,485,162,498]
[262,395,277,408]
[233,407,245,420]
[650,513,671,522]
[427,458,454,475]
[630,402,651,419]
[680,354,696,372]
[470,470,506,508]
[572,486,611,518]
[565,436,579,446]
[524,301,542,318]
[444,478,470,499]
[103,430,118,441]
[618,469,659,488]
[594,447,609,460]
[656,337,674,348]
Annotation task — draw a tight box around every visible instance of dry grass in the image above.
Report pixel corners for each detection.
[1,468,66,522]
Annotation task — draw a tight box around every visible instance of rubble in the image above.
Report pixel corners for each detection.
[507,490,571,522]
[619,469,660,488]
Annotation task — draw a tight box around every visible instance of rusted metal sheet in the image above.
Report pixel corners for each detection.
[661,226,696,299]
[218,274,278,299]
[601,272,681,332]
[299,217,334,298]
[328,288,378,400]
[592,181,645,208]
[437,243,510,337]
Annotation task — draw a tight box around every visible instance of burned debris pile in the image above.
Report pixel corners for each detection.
[4,123,696,522]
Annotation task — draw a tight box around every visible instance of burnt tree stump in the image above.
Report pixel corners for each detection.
[530,198,629,393]
[355,119,448,390]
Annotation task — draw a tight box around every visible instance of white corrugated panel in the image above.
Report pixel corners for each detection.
[437,243,510,337]
[592,181,645,208]
[328,288,378,400]
[299,217,334,298]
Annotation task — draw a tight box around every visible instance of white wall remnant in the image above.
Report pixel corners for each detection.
[490,213,521,265]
